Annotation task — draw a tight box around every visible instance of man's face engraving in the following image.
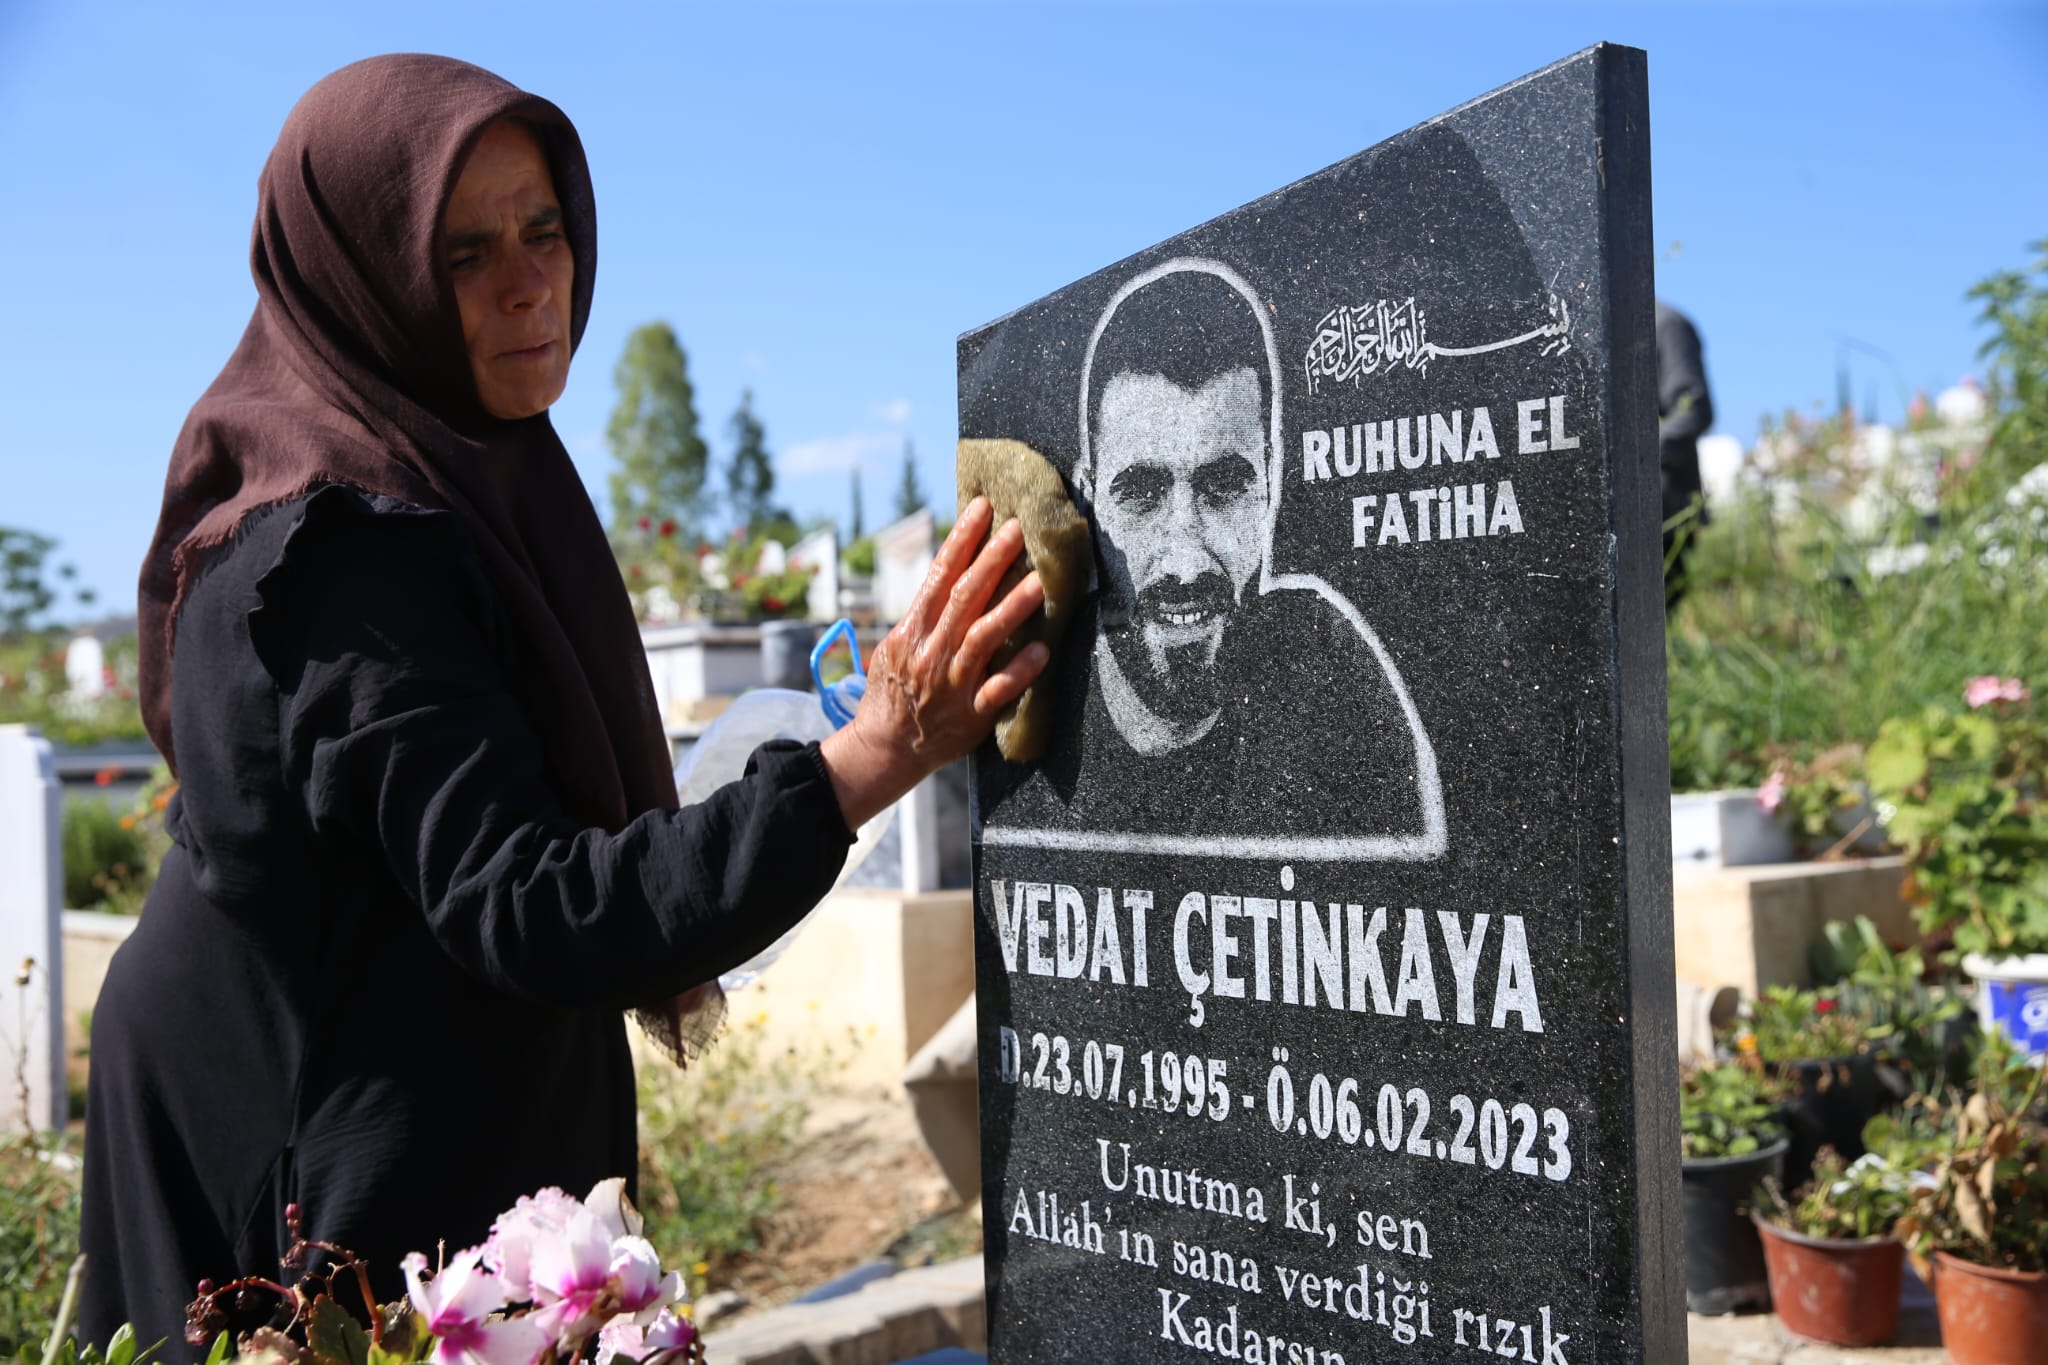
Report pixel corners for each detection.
[1091,365,1268,720]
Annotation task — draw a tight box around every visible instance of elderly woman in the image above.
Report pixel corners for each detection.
[80,55,1044,1350]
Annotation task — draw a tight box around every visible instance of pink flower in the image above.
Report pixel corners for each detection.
[486,1187,578,1301]
[490,1181,681,1351]
[530,1211,675,1340]
[1964,676,2030,709]
[1757,771,1787,814]
[402,1250,545,1365]
[596,1309,698,1365]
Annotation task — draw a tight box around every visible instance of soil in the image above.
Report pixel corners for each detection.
[716,1086,982,1312]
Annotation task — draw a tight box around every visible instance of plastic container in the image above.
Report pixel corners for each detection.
[1681,1139,1788,1315]
[1774,1054,1880,1195]
[676,620,891,990]
[1960,952,2048,1060]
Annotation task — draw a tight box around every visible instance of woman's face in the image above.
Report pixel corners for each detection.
[443,120,575,419]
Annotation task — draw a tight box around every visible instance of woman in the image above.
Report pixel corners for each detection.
[80,54,1044,1350]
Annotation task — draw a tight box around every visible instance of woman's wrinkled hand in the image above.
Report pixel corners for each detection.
[819,496,1049,829]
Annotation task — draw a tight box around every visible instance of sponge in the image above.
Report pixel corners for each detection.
[956,439,1091,762]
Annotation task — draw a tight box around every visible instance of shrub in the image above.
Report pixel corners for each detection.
[633,1014,846,1285]
[60,799,149,912]
[1865,690,2048,960]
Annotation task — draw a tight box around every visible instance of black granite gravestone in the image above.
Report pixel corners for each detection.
[960,44,1679,1363]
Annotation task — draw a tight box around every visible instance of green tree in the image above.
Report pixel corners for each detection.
[725,389,780,532]
[893,439,927,521]
[606,322,710,545]
[1968,237,2048,505]
[0,529,93,639]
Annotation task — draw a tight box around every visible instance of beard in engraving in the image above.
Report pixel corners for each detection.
[1091,367,1267,730]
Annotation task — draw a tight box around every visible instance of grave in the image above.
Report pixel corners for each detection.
[961,45,1682,1362]
[0,724,65,1133]
[874,508,937,623]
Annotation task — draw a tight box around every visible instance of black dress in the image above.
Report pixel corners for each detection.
[80,487,853,1353]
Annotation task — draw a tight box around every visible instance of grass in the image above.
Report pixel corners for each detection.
[0,1129,82,1360]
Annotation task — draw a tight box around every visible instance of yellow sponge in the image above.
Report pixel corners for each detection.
[956,439,1091,762]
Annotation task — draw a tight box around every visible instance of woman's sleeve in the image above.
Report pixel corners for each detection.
[255,495,854,1010]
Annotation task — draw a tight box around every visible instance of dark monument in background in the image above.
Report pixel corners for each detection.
[961,45,1679,1362]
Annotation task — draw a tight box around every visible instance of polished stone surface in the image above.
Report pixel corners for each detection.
[961,43,1680,1363]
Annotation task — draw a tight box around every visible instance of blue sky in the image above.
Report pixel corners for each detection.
[3,1,2044,617]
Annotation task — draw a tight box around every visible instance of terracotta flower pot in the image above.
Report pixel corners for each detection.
[1931,1252,2048,1365]
[1752,1216,1902,1347]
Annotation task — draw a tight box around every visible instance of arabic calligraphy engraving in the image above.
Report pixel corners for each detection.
[1304,292,1573,393]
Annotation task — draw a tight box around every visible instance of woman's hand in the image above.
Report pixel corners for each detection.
[819,496,1048,830]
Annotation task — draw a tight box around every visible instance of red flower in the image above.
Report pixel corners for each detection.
[628,565,643,580]
[763,597,785,613]
[638,516,652,532]
[659,519,676,538]
[694,543,711,559]
[94,768,117,787]
[1814,998,1838,1014]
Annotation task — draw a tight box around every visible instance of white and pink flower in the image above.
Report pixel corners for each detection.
[596,1309,699,1365]
[479,1179,684,1354]
[400,1250,545,1365]
[1964,675,2029,709]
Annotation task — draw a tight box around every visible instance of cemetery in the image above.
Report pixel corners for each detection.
[2,21,2045,1365]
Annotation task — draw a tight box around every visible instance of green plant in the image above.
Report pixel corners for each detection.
[59,772,171,916]
[1865,691,2048,960]
[15,1321,187,1365]
[1962,238,2048,515]
[685,531,812,623]
[1762,746,1884,855]
[1667,247,2048,795]
[1759,1147,1916,1241]
[1735,985,1877,1064]
[1812,917,1968,1075]
[1894,1054,2048,1274]
[0,1133,82,1360]
[634,1014,843,1284]
[1681,1058,1792,1159]
[0,634,148,749]
[842,536,876,578]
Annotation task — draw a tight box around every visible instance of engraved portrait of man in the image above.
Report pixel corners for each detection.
[973,258,1446,861]
[1081,270,1271,757]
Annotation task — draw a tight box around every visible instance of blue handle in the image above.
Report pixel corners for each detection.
[810,619,866,730]
[809,618,863,691]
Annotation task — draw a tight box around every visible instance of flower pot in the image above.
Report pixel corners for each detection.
[1681,1139,1788,1315]
[1775,1054,1878,1194]
[1931,1252,2048,1365]
[1752,1216,1903,1346]
[1960,952,2048,1061]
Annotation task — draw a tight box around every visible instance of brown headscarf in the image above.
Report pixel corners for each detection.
[138,54,719,1057]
